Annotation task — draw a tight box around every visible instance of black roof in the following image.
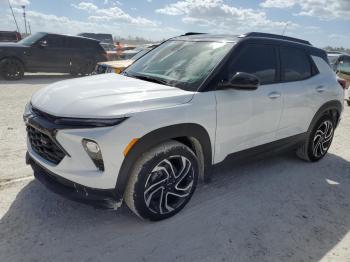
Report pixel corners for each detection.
[174,31,311,46]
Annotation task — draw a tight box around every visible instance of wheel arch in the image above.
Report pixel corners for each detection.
[308,100,342,132]
[114,123,213,199]
[0,56,26,70]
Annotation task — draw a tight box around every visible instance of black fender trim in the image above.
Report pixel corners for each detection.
[114,123,213,198]
[308,100,343,132]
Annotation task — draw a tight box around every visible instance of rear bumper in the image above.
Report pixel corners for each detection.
[26,152,122,209]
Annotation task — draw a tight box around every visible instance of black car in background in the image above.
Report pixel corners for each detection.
[0,31,22,42]
[0,32,107,80]
[78,33,115,51]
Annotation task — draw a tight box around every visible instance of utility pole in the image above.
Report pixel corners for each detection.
[21,5,28,35]
[282,22,289,36]
[8,0,20,33]
[28,21,31,34]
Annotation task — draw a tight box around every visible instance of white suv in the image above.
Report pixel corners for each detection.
[24,32,344,221]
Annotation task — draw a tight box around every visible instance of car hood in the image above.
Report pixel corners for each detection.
[31,74,195,118]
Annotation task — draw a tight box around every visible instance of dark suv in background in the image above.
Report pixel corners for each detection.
[0,32,107,80]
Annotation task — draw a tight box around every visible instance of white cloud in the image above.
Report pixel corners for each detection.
[71,2,98,12]
[156,0,298,33]
[0,0,30,5]
[91,7,157,26]
[1,7,178,40]
[260,0,295,8]
[260,0,350,20]
[71,2,157,26]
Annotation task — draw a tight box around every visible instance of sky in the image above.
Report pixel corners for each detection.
[0,0,349,48]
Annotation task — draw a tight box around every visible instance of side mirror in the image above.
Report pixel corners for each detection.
[38,40,48,48]
[219,72,260,90]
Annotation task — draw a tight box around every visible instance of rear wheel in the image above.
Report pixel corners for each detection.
[70,59,95,76]
[0,58,24,80]
[296,115,335,162]
[124,141,199,221]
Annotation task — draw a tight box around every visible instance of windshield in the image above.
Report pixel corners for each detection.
[124,40,234,91]
[18,32,46,46]
[131,49,151,61]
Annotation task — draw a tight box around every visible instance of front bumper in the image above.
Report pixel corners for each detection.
[26,152,122,209]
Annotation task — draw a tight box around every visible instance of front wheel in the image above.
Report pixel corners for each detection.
[0,58,24,80]
[296,115,335,162]
[124,141,199,221]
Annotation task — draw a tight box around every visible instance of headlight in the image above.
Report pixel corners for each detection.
[53,117,127,128]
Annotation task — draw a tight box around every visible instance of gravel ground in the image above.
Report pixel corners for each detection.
[1,74,350,262]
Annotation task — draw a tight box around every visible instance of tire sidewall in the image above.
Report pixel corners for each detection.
[0,58,24,80]
[132,144,199,221]
[307,114,335,162]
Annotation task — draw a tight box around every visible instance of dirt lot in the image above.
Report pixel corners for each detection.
[1,74,350,262]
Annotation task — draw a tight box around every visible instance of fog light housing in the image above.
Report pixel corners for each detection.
[82,139,104,171]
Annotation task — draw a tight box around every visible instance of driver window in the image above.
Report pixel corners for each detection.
[227,44,277,85]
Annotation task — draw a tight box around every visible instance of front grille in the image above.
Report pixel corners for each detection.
[27,125,65,165]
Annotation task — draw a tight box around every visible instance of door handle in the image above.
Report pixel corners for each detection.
[268,92,281,99]
[316,85,325,93]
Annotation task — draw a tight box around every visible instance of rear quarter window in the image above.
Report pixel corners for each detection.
[280,47,313,82]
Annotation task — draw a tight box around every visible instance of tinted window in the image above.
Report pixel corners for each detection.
[337,56,350,75]
[228,44,277,85]
[43,35,64,48]
[281,47,312,82]
[67,38,82,48]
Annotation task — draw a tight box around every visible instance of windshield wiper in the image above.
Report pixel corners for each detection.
[130,74,170,86]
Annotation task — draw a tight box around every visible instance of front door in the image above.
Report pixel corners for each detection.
[214,43,283,163]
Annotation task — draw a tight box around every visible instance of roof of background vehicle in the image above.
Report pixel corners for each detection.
[38,32,100,42]
[327,51,350,57]
[0,31,20,33]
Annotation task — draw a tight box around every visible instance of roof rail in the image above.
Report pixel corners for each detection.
[242,32,311,46]
[182,32,206,36]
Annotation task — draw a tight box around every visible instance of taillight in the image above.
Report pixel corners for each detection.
[337,78,347,90]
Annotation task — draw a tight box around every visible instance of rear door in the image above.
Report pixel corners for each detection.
[28,34,69,72]
[214,43,284,162]
[276,46,321,139]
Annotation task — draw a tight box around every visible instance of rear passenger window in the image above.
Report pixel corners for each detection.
[43,35,64,48]
[228,44,277,85]
[280,47,312,82]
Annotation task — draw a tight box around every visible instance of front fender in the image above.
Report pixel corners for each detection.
[114,123,213,198]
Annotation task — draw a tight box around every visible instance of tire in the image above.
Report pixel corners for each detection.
[70,60,95,76]
[296,114,335,162]
[0,58,24,80]
[347,100,350,106]
[124,141,199,221]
